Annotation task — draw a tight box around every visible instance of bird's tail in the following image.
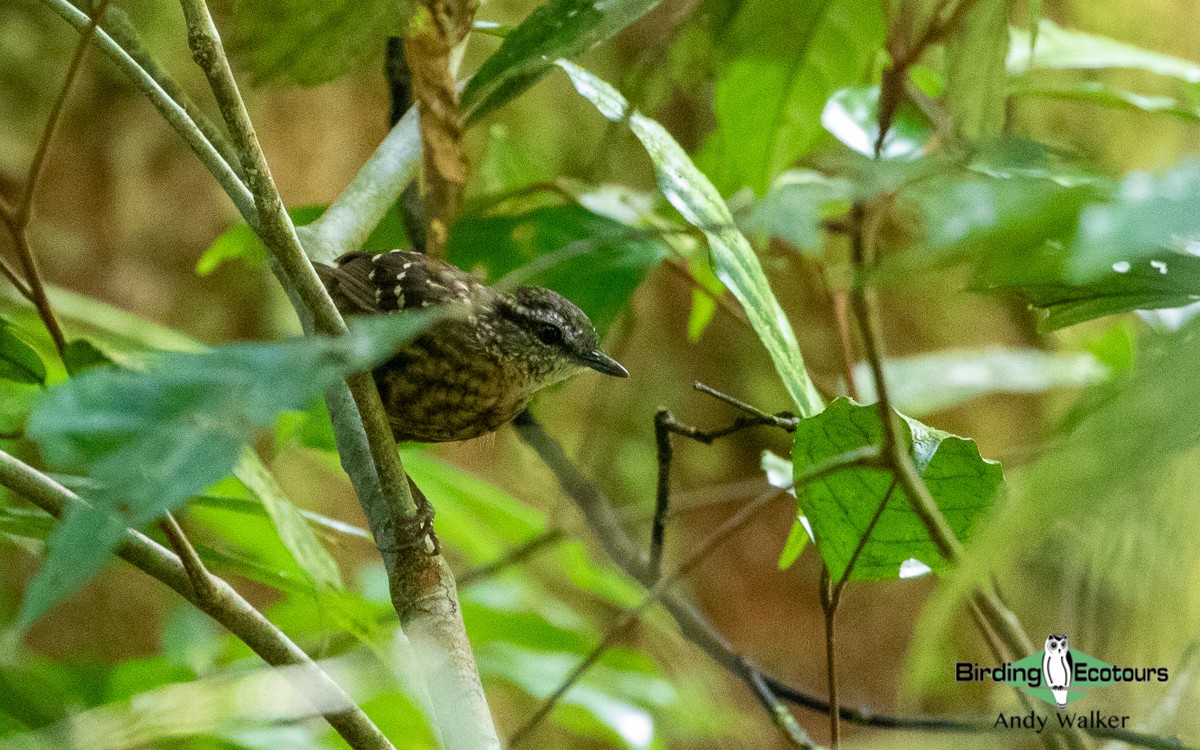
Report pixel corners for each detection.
[1052,688,1068,709]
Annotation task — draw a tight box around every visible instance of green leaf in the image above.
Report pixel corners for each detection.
[776,518,810,570]
[944,0,1010,139]
[402,449,545,563]
[403,449,645,608]
[1011,81,1200,123]
[18,312,440,627]
[738,170,853,255]
[820,86,933,159]
[62,339,114,377]
[475,123,554,195]
[558,60,823,416]
[198,206,324,276]
[852,348,1111,417]
[976,250,1200,331]
[229,0,415,86]
[189,492,372,541]
[881,164,1098,274]
[462,0,662,122]
[790,398,1001,580]
[698,0,885,194]
[1009,19,1200,82]
[0,319,46,385]
[234,451,344,592]
[0,506,54,541]
[448,200,667,336]
[1068,160,1200,283]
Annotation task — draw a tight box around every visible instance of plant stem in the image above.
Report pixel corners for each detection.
[37,0,255,224]
[0,449,396,750]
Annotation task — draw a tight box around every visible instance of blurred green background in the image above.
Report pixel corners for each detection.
[3,0,1200,748]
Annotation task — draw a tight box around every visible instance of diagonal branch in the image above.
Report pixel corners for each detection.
[509,488,818,750]
[0,449,395,750]
[172,4,497,747]
[37,0,256,224]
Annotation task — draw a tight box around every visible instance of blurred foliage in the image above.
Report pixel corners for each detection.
[4,0,1200,748]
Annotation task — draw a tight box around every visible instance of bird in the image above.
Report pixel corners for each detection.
[316,249,629,443]
[1042,633,1073,709]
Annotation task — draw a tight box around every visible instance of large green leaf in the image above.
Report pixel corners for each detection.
[699,0,885,194]
[558,60,823,416]
[880,162,1099,275]
[1009,19,1200,82]
[233,451,344,592]
[229,0,415,86]
[943,0,1010,139]
[1068,160,1200,282]
[852,348,1110,417]
[789,398,1002,581]
[448,200,667,336]
[18,311,440,627]
[462,0,662,122]
[975,249,1200,331]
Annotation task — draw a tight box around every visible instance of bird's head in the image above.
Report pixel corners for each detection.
[480,285,629,388]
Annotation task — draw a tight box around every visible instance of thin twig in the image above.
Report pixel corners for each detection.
[513,412,1185,749]
[457,529,565,587]
[516,447,884,746]
[509,488,817,748]
[158,510,218,602]
[0,449,396,750]
[36,0,256,223]
[651,402,796,578]
[850,10,1089,738]
[0,253,32,299]
[0,0,111,354]
[18,0,112,225]
[694,381,799,429]
[821,479,898,746]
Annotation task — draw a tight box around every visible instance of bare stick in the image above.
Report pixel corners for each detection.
[158,511,218,602]
[514,412,1182,749]
[174,3,496,746]
[693,381,799,429]
[509,487,815,748]
[0,0,112,354]
[821,478,898,745]
[457,530,564,587]
[651,405,794,578]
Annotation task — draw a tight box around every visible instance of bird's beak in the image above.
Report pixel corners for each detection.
[580,350,629,378]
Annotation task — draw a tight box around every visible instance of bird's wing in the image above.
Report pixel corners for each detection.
[318,250,482,315]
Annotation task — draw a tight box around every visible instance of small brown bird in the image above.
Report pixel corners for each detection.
[317,250,628,443]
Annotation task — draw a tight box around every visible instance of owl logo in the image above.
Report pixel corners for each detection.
[1042,634,1073,709]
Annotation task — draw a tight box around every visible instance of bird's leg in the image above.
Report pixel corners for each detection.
[400,475,440,555]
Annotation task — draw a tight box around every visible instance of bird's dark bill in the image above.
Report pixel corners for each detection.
[580,350,629,378]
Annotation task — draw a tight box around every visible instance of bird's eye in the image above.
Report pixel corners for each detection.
[534,322,564,346]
